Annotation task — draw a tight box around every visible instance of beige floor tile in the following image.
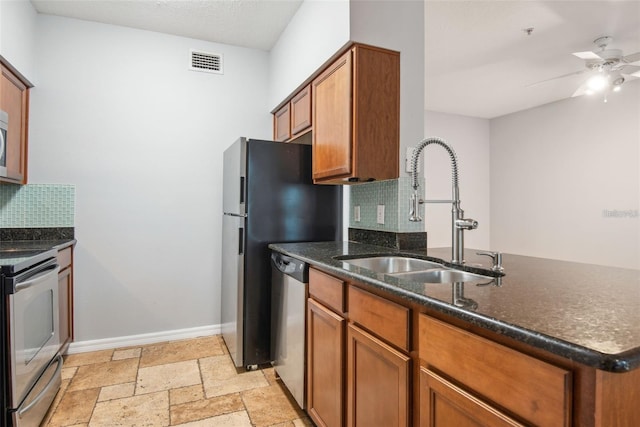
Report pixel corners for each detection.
[269,417,314,427]
[64,349,114,367]
[292,418,314,427]
[42,379,71,426]
[98,382,136,401]
[172,410,252,427]
[268,419,314,427]
[200,355,269,398]
[46,387,100,426]
[112,347,142,360]
[46,336,304,427]
[61,366,78,380]
[170,384,205,405]
[137,360,201,395]
[140,336,224,368]
[170,393,244,425]
[242,384,305,427]
[89,390,169,426]
[262,366,280,386]
[68,358,139,391]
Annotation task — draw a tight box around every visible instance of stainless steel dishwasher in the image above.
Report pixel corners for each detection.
[271,252,307,409]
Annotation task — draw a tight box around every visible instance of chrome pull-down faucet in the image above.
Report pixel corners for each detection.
[409,137,478,265]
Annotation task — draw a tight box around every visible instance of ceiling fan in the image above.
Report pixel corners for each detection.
[534,36,640,98]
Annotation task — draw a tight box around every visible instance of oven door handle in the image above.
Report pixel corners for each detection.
[14,264,60,293]
[17,354,63,416]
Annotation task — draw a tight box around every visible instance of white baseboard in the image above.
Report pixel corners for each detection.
[67,324,222,354]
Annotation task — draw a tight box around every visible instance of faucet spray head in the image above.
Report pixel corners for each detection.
[409,190,422,222]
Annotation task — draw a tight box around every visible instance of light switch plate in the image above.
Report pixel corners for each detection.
[354,205,361,222]
[377,205,385,224]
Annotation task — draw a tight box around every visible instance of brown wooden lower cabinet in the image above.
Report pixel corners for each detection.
[420,367,524,427]
[347,323,410,427]
[419,315,571,427]
[307,297,345,427]
[304,266,640,427]
[57,246,74,354]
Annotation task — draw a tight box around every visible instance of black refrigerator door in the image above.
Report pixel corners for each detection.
[242,139,342,366]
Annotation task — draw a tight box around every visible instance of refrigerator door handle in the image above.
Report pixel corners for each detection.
[238,228,244,255]
[224,213,247,218]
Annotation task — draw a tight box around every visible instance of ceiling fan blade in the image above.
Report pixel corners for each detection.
[623,52,640,64]
[527,69,587,87]
[573,51,601,60]
[572,80,590,97]
[620,64,640,75]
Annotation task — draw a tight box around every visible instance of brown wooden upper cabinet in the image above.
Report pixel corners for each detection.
[271,43,399,183]
[312,44,399,184]
[273,84,312,142]
[1,57,32,185]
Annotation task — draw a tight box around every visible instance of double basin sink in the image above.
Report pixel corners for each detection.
[338,255,494,284]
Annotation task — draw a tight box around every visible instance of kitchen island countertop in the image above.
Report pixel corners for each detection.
[269,241,640,372]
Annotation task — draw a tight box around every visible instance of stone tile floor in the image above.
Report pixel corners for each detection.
[42,335,312,426]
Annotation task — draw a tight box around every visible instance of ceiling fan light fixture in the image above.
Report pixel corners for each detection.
[586,74,608,91]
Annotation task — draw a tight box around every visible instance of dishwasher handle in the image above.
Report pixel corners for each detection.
[271,252,308,283]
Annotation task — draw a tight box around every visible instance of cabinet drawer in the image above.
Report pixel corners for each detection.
[309,267,345,314]
[419,315,571,427]
[57,247,72,270]
[348,286,409,351]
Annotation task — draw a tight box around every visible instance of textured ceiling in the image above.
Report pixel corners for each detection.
[30,0,303,51]
[30,0,640,118]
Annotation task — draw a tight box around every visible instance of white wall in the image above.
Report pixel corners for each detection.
[350,0,425,174]
[29,15,271,341]
[490,82,640,269]
[424,111,491,250]
[0,0,37,80]
[268,0,350,109]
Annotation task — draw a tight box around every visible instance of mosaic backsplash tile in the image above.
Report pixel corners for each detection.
[0,184,75,228]
[349,177,424,233]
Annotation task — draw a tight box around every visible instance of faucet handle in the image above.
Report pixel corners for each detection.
[476,251,504,272]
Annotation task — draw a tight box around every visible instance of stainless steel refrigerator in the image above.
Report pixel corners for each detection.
[221,137,342,368]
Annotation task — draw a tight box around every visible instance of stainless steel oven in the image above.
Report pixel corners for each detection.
[3,252,62,426]
[0,109,8,177]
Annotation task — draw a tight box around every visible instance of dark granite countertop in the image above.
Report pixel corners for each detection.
[269,241,640,373]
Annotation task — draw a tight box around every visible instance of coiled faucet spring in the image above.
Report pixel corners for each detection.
[409,136,477,264]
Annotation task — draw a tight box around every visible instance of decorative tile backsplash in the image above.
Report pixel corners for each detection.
[349,177,424,233]
[0,184,75,228]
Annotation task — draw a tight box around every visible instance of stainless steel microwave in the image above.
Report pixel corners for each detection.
[0,110,8,177]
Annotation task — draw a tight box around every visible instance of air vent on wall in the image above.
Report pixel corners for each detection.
[189,49,223,74]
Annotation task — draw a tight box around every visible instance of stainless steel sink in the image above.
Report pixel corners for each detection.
[340,256,444,274]
[391,269,492,283]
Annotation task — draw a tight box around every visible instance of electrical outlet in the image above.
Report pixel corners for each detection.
[354,205,361,222]
[377,205,385,224]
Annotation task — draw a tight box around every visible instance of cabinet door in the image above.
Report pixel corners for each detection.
[1,64,29,183]
[307,298,345,427]
[291,84,312,135]
[347,324,410,427]
[58,266,73,354]
[274,102,291,142]
[420,368,524,427]
[312,50,352,181]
